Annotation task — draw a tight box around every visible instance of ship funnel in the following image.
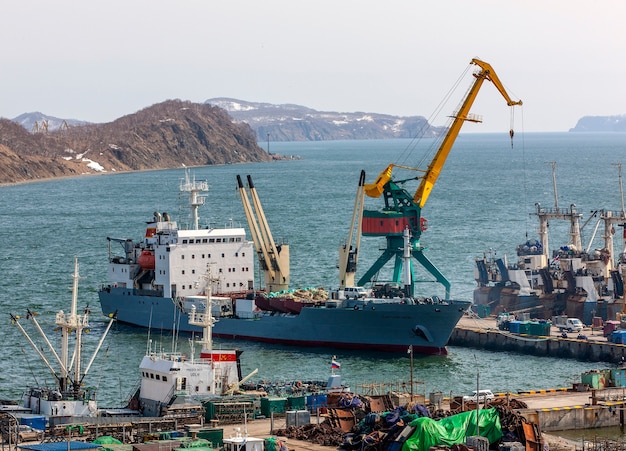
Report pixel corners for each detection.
[163,212,170,221]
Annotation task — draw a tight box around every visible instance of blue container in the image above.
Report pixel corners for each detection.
[518,321,531,335]
[509,321,521,334]
[306,394,327,412]
[612,368,626,387]
[18,415,46,431]
[612,330,626,344]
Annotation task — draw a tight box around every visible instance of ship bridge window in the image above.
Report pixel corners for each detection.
[182,270,185,275]
[182,239,188,244]
[202,239,208,243]
[235,252,238,257]
[192,269,195,274]
[195,239,201,244]
[150,373,154,379]
[229,238,235,243]
[236,238,242,242]
[163,376,167,382]
[221,253,225,258]
[209,238,215,243]
[181,255,185,259]
[216,238,222,243]
[242,252,245,257]
[192,255,195,259]
[156,375,160,380]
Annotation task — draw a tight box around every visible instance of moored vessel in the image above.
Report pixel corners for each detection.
[11,256,116,420]
[98,171,469,355]
[473,163,626,324]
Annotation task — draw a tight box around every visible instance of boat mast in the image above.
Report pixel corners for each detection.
[180,169,209,231]
[55,257,88,396]
[188,268,217,354]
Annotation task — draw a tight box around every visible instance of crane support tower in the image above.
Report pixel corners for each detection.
[359,59,522,299]
[237,175,290,293]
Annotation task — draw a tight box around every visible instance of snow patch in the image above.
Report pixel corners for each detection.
[83,158,105,172]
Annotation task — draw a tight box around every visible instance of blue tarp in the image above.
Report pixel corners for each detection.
[18,442,101,451]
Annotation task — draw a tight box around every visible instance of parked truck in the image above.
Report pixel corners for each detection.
[552,315,584,333]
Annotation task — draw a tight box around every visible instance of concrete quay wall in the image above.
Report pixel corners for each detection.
[521,403,624,432]
[449,327,626,364]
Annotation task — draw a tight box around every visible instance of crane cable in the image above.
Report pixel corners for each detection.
[395,64,474,170]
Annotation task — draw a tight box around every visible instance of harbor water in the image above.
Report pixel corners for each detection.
[1,132,625,408]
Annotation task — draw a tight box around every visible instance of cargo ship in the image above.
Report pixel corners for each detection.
[98,171,470,355]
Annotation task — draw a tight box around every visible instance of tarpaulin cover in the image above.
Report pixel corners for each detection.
[402,408,502,451]
[92,437,122,445]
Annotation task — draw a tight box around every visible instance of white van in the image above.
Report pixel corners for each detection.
[343,287,368,300]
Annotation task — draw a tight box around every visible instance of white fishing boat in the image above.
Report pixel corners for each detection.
[136,272,258,417]
[11,256,116,418]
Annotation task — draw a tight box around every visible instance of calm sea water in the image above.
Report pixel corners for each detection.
[1,132,625,408]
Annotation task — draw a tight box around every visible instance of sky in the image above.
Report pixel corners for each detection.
[2,1,625,133]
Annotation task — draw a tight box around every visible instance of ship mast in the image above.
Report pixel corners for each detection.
[187,267,218,355]
[180,169,209,231]
[536,162,582,261]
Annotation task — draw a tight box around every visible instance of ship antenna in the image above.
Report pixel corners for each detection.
[180,169,209,231]
[614,162,625,216]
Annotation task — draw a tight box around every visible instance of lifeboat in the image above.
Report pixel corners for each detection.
[138,250,155,270]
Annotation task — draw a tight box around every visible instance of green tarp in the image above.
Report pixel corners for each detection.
[92,437,122,445]
[403,408,502,451]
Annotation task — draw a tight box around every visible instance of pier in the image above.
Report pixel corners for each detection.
[450,315,626,364]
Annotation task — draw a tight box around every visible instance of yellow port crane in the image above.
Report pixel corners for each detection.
[359,58,522,299]
[237,174,290,293]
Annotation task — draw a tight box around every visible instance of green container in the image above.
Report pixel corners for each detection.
[261,397,287,416]
[581,371,606,389]
[473,304,490,318]
[196,428,223,447]
[287,396,306,410]
[528,322,550,337]
[203,401,216,421]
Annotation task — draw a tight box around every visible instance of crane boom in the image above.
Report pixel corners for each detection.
[413,58,522,208]
[236,175,290,293]
[338,170,366,288]
[358,59,522,299]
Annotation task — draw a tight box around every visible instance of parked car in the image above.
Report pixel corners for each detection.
[12,425,44,442]
[343,286,368,300]
[462,389,495,403]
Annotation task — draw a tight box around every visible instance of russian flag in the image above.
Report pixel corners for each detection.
[331,359,341,369]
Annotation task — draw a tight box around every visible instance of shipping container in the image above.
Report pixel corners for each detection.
[581,371,606,389]
[287,396,306,410]
[261,397,287,417]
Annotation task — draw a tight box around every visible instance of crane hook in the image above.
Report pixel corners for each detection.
[509,129,514,148]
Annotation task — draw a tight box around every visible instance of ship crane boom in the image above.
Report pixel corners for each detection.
[237,175,290,293]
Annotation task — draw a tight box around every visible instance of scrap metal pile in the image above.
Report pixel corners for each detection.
[273,392,537,451]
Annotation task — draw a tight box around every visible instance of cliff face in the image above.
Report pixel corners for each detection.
[207,98,444,142]
[0,100,270,185]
